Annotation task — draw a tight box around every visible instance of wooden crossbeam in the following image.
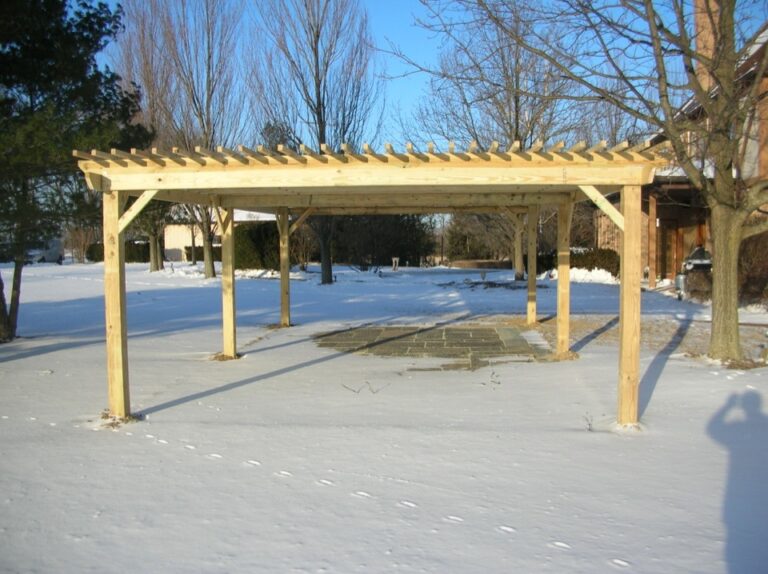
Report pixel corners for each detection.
[320,143,346,162]
[579,185,624,231]
[217,146,249,165]
[610,141,630,153]
[195,146,227,164]
[587,140,608,153]
[277,145,307,164]
[110,149,146,166]
[258,145,288,164]
[73,150,109,166]
[118,190,159,234]
[132,148,167,166]
[299,144,324,162]
[156,148,185,166]
[237,145,269,164]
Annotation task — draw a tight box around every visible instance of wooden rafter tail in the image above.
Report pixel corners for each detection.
[467,140,480,154]
[340,143,367,163]
[111,148,147,167]
[567,141,588,154]
[320,143,346,163]
[172,147,204,166]
[73,149,109,166]
[217,146,249,165]
[528,140,544,153]
[507,141,521,153]
[405,142,428,162]
[257,145,287,164]
[154,147,185,166]
[299,143,325,162]
[645,139,672,156]
[195,146,227,165]
[609,141,630,153]
[549,141,566,153]
[237,145,269,164]
[277,144,307,164]
[447,140,470,161]
[488,141,500,153]
[587,140,608,154]
[425,141,448,161]
[132,148,167,167]
[384,142,408,162]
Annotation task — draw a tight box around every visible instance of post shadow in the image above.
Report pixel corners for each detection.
[638,318,692,418]
[707,391,768,574]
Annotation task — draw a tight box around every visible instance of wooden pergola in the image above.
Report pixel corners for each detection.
[74,140,667,426]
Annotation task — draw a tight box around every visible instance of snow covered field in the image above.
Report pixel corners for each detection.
[1,262,767,573]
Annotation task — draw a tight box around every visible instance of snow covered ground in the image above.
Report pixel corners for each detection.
[1,262,767,573]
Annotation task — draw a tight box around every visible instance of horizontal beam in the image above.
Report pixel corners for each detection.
[97,163,656,193]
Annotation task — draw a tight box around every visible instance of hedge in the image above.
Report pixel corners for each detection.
[86,242,150,263]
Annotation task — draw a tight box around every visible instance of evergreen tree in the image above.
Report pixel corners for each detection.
[0,0,150,341]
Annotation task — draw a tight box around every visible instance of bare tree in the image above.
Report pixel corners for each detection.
[437,0,768,362]
[251,0,382,284]
[115,0,251,278]
[398,2,590,279]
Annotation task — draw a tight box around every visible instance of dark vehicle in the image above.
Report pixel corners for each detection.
[675,245,712,300]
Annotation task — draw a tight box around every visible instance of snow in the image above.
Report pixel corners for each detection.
[1,262,767,573]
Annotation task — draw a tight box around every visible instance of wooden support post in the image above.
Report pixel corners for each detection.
[277,208,291,327]
[103,190,130,418]
[220,207,237,358]
[648,193,657,289]
[557,202,573,356]
[527,205,539,325]
[619,185,642,425]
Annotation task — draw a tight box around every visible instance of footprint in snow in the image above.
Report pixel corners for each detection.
[496,525,516,534]
[206,453,223,460]
[610,558,631,568]
[397,500,418,509]
[157,439,168,445]
[275,470,293,477]
[316,479,335,487]
[184,444,196,450]
[351,491,372,499]
[548,541,572,550]
[245,460,261,466]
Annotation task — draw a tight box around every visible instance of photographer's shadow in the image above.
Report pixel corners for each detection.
[707,391,768,573]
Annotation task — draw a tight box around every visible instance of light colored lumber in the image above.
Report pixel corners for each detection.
[648,192,657,289]
[556,201,573,356]
[103,189,130,418]
[618,185,642,425]
[194,146,226,164]
[567,141,588,153]
[579,185,625,231]
[220,206,237,358]
[237,145,269,164]
[132,148,167,166]
[277,144,307,164]
[587,140,608,153]
[527,205,539,325]
[118,189,159,235]
[277,208,291,327]
[217,146,249,165]
[289,207,315,236]
[529,140,544,153]
[111,148,147,166]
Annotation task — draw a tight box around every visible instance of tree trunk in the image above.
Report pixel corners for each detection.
[9,256,24,337]
[311,216,334,284]
[708,203,746,361]
[148,232,159,272]
[156,235,164,270]
[202,232,216,278]
[0,271,11,342]
[513,219,525,281]
[190,224,197,265]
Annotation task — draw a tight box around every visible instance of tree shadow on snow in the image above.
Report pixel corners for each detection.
[707,391,768,574]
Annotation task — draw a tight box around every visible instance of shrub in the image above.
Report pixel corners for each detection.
[739,231,768,303]
[572,248,620,276]
[86,243,104,262]
[233,222,286,270]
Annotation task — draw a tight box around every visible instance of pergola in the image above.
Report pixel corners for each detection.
[74,140,668,426]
